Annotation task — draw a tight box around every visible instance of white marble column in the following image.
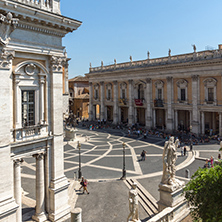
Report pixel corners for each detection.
[14,159,23,222]
[166,76,173,131]
[219,112,222,136]
[128,79,134,126]
[39,75,45,124]
[89,82,93,121]
[113,81,119,124]
[145,78,152,129]
[191,75,200,134]
[100,81,105,121]
[201,112,205,135]
[32,153,47,222]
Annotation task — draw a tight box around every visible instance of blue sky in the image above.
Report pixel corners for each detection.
[61,1,222,78]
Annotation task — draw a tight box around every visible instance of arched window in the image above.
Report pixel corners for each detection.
[94,84,99,100]
[203,78,217,104]
[120,82,127,99]
[138,84,144,99]
[176,79,188,103]
[106,83,112,100]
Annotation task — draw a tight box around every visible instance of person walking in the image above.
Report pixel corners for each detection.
[82,178,89,194]
[184,146,187,156]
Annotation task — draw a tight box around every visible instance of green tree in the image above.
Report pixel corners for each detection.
[183,161,222,222]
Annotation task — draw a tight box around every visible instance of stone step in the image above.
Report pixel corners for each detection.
[125,179,158,219]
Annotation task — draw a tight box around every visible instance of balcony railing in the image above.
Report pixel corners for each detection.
[12,124,48,142]
[154,99,164,107]
[119,98,128,105]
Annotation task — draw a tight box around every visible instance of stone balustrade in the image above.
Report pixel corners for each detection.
[90,50,222,73]
[12,124,49,142]
[147,207,174,222]
[13,0,55,13]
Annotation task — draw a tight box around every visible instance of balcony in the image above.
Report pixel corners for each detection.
[134,99,144,106]
[119,98,128,105]
[154,99,164,107]
[12,124,49,142]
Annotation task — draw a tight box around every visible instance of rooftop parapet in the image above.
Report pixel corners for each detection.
[12,0,61,14]
[89,46,222,73]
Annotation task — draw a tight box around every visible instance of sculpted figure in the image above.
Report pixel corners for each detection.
[168,48,171,57]
[127,183,140,222]
[161,136,182,186]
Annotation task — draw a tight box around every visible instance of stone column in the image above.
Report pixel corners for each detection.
[0,48,18,221]
[128,79,134,126]
[49,56,70,221]
[219,112,222,137]
[39,75,45,124]
[100,81,105,121]
[14,159,23,222]
[201,112,205,135]
[191,75,200,134]
[89,82,93,121]
[166,76,173,131]
[113,81,119,124]
[145,78,152,129]
[32,153,47,222]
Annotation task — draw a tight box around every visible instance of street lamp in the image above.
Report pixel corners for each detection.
[121,142,126,180]
[190,125,193,151]
[78,141,82,179]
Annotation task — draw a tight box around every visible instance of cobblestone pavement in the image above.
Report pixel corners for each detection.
[21,126,221,221]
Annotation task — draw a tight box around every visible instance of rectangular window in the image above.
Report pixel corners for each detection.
[122,89,125,99]
[95,90,98,99]
[157,89,162,100]
[22,90,35,127]
[181,89,186,101]
[208,88,214,101]
[107,89,111,100]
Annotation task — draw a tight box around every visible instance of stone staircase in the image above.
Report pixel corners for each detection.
[125,179,158,220]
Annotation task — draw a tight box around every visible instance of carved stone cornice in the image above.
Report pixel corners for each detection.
[0,48,14,69]
[51,56,66,72]
[0,12,19,46]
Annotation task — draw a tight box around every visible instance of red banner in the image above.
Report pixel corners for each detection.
[135,99,143,106]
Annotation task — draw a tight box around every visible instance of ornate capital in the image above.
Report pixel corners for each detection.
[51,56,66,72]
[14,158,24,167]
[0,12,19,46]
[33,152,45,160]
[89,82,92,86]
[192,75,199,81]
[39,76,45,84]
[146,78,151,84]
[128,79,133,84]
[100,81,104,86]
[113,80,118,85]
[166,76,173,82]
[0,48,14,68]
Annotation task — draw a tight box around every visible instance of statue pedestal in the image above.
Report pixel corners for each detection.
[64,128,77,141]
[158,182,189,221]
[158,183,185,211]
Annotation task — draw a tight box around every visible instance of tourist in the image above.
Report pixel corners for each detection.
[218,153,221,160]
[79,176,89,194]
[141,150,146,161]
[184,146,187,156]
[181,146,184,156]
[210,156,214,167]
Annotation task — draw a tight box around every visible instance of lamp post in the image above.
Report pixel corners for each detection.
[78,141,82,179]
[190,125,192,151]
[121,142,126,180]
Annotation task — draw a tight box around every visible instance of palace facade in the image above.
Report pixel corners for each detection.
[86,46,222,136]
[0,1,81,221]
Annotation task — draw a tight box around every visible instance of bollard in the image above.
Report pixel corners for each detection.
[71,208,82,222]
[74,172,77,181]
[185,169,190,179]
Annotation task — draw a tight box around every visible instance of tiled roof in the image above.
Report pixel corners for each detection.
[69,75,89,82]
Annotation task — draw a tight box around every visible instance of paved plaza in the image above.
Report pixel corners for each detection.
[21,126,221,221]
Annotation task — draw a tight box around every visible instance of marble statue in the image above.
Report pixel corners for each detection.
[130,55,132,62]
[161,136,183,187]
[101,60,103,67]
[114,58,117,64]
[192,44,196,53]
[147,51,150,59]
[127,183,140,222]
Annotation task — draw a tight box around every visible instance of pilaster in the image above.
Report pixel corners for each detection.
[0,48,18,222]
[100,81,104,120]
[128,79,134,126]
[113,80,119,124]
[191,75,200,134]
[89,82,93,121]
[145,78,152,129]
[49,55,70,221]
[166,76,173,131]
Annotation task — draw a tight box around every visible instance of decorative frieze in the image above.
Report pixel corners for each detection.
[0,12,19,46]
